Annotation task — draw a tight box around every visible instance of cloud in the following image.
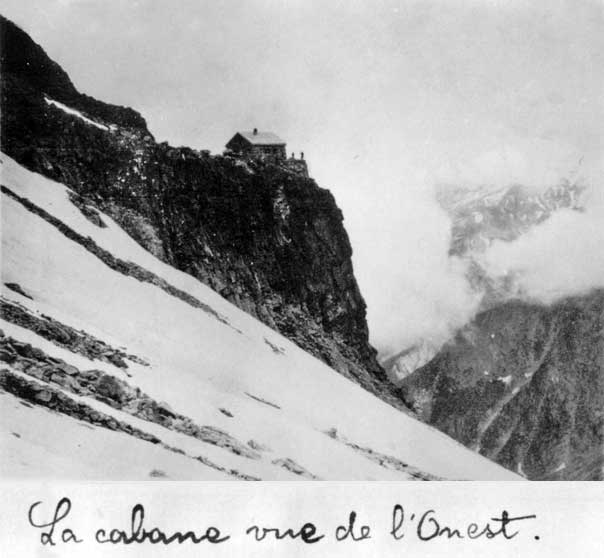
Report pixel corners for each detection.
[348,172,483,353]
[481,169,604,304]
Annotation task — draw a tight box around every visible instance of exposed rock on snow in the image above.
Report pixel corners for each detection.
[1,185,231,328]
[1,334,260,460]
[3,283,33,300]
[323,428,442,481]
[1,298,145,369]
[271,458,320,480]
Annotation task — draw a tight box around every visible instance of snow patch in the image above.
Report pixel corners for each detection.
[44,97,109,131]
[517,461,526,477]
[552,462,566,473]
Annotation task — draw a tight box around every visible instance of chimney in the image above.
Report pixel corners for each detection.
[253,128,258,135]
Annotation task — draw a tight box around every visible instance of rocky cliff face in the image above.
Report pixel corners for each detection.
[0,15,402,409]
[400,291,604,480]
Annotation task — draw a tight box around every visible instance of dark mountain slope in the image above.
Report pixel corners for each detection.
[401,291,604,480]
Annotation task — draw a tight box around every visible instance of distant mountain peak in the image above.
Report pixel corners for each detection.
[438,179,584,258]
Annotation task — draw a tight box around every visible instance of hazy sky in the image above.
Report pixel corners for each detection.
[3,0,603,351]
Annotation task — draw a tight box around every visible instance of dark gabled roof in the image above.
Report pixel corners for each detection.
[233,130,286,146]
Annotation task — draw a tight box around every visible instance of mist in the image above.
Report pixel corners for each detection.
[2,0,603,355]
[481,167,604,305]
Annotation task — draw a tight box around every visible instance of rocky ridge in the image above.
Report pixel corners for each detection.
[400,291,604,480]
[0,15,403,410]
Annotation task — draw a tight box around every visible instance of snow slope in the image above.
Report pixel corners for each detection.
[0,153,519,480]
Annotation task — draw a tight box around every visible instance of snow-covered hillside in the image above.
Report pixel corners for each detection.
[0,154,518,481]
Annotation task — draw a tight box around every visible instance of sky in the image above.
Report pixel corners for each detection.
[3,0,603,353]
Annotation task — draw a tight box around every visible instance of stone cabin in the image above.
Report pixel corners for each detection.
[225,128,309,177]
[225,128,286,163]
